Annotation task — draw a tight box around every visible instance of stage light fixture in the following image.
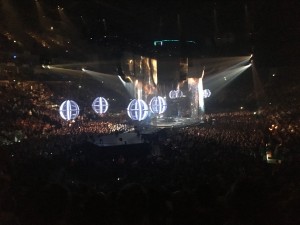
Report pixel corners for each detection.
[92,97,109,114]
[149,96,167,114]
[127,99,148,121]
[59,100,80,121]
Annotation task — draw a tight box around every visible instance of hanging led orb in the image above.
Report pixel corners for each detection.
[92,97,109,114]
[127,99,149,121]
[203,89,211,98]
[169,90,184,99]
[169,90,177,99]
[59,100,80,121]
[176,90,184,98]
[149,96,167,114]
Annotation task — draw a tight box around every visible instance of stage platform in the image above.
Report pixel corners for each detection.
[150,117,203,128]
[89,117,203,148]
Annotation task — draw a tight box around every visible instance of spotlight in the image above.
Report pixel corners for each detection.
[118,75,132,83]
[249,54,253,65]
[116,65,131,83]
[81,68,86,72]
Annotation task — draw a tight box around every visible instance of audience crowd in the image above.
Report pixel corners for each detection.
[0,75,299,225]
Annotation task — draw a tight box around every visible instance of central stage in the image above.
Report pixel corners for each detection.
[150,117,203,128]
[89,117,202,147]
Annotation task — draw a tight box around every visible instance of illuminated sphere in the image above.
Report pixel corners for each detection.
[169,90,183,99]
[127,99,149,121]
[203,89,211,98]
[176,90,184,98]
[149,96,167,114]
[92,97,109,114]
[169,90,177,99]
[59,100,80,121]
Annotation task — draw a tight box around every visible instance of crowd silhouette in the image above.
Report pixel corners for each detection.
[0,70,300,225]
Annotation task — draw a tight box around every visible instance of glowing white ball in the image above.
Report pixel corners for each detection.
[92,97,109,114]
[149,96,167,114]
[176,90,184,98]
[203,89,211,98]
[127,99,149,121]
[59,100,80,121]
[169,90,183,99]
[169,90,177,99]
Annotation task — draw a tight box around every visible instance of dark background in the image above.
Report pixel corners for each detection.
[1,0,300,66]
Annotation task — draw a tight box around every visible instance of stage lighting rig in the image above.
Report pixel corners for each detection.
[249,54,253,64]
[116,65,131,83]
